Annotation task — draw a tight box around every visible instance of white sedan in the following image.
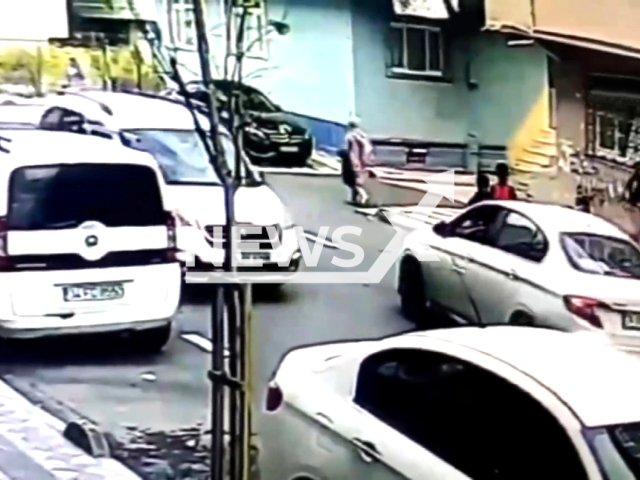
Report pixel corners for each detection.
[396,200,640,351]
[262,326,640,480]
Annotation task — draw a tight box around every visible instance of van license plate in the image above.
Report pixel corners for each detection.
[241,252,270,261]
[280,146,298,152]
[62,283,125,302]
[623,313,640,330]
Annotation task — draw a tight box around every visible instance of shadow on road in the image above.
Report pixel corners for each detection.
[182,283,298,305]
[0,332,169,367]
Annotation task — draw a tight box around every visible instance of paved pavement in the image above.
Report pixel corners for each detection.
[0,174,418,479]
[0,377,141,479]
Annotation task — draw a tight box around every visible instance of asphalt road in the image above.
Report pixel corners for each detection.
[0,174,415,479]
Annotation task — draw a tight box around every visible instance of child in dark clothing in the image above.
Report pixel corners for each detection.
[467,173,492,206]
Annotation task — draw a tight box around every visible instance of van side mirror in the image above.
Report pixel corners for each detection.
[433,221,449,237]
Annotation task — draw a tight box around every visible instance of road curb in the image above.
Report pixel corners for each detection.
[0,374,143,479]
[256,166,340,177]
[2,375,122,458]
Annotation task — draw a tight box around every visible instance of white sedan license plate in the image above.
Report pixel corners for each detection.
[623,313,640,330]
[62,282,125,302]
[241,252,270,261]
[280,146,298,152]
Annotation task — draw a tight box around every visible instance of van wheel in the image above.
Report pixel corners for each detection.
[139,323,173,353]
[399,256,427,326]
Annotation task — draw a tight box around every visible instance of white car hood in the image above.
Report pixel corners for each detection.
[164,184,286,226]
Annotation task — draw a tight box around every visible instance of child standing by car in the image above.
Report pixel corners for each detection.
[467,173,492,206]
[491,162,518,200]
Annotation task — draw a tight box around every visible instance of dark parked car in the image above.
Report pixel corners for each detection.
[181,80,313,167]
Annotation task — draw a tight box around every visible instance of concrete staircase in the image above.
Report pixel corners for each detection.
[513,127,558,173]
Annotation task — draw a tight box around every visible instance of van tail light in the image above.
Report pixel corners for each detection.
[165,212,179,263]
[0,217,13,272]
[563,295,606,328]
[265,381,283,412]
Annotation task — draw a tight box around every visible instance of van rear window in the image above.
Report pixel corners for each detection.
[7,164,165,230]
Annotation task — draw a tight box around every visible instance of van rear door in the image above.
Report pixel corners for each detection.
[5,163,173,316]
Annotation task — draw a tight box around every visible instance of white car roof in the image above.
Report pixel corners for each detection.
[0,105,48,127]
[0,129,159,169]
[57,90,211,131]
[400,326,640,427]
[477,200,627,239]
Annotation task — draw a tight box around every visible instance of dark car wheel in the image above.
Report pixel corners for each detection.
[399,256,427,326]
[509,311,535,327]
[294,156,309,168]
[138,322,173,353]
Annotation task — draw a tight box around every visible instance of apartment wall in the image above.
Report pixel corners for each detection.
[350,0,547,161]
[554,59,585,150]
[468,34,549,167]
[350,0,470,143]
[160,0,355,123]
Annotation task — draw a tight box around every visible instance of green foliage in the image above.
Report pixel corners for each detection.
[0,45,68,95]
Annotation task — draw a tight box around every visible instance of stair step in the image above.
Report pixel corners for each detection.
[525,145,557,156]
[514,158,549,168]
[515,156,553,169]
[513,164,553,174]
[534,137,557,147]
[537,129,557,142]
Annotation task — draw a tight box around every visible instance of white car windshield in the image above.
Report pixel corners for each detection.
[124,129,236,185]
[561,233,640,279]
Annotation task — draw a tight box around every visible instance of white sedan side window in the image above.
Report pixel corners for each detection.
[495,211,547,262]
[353,348,589,479]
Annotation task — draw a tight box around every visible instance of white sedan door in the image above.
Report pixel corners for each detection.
[423,205,503,323]
[461,209,548,325]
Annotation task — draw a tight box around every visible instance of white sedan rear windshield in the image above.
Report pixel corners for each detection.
[561,233,640,279]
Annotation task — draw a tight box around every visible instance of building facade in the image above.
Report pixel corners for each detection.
[62,0,640,169]
[157,0,559,167]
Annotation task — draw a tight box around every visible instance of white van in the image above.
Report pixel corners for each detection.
[0,129,181,350]
[35,89,302,281]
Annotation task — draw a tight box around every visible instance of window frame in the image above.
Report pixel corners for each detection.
[227,3,269,60]
[168,0,197,50]
[446,205,503,246]
[387,22,445,80]
[493,209,549,263]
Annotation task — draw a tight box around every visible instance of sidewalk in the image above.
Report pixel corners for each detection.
[356,205,461,231]
[0,378,141,480]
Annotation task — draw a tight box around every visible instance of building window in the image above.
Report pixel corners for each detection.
[388,23,443,78]
[228,4,269,59]
[594,111,635,160]
[168,0,196,48]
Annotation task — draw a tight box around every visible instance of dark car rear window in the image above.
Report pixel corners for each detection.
[8,164,165,230]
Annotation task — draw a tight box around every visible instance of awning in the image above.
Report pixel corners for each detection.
[392,0,459,20]
[484,0,640,60]
[589,90,640,108]
[485,24,640,61]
